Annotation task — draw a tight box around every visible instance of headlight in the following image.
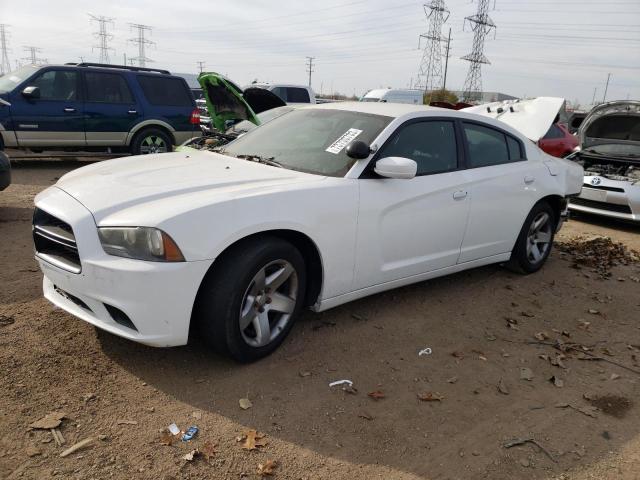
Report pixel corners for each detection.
[98,227,185,262]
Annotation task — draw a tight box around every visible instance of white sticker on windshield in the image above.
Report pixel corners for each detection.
[326,128,363,155]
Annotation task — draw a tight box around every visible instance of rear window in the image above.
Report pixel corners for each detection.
[85,72,133,103]
[137,75,193,106]
[286,87,310,103]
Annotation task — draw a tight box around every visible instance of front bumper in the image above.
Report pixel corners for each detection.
[34,186,212,347]
[568,175,640,223]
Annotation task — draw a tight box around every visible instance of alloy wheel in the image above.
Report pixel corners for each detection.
[526,212,552,264]
[140,135,168,154]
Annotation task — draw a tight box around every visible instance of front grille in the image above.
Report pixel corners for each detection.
[582,184,625,193]
[33,208,81,273]
[570,197,633,214]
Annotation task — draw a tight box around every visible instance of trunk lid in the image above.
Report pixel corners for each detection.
[579,101,640,160]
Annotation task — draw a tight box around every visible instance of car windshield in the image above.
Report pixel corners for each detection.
[0,65,40,93]
[221,108,392,177]
[226,106,294,134]
[361,97,380,102]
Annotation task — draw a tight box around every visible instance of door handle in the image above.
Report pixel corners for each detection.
[452,190,468,200]
[63,107,76,113]
[127,110,138,115]
[524,175,535,185]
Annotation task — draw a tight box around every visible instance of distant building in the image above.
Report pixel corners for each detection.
[450,91,519,103]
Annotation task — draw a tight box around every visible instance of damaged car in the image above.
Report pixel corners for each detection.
[566,100,640,223]
[33,99,583,362]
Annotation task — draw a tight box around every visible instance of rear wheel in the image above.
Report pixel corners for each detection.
[130,128,172,155]
[507,201,556,273]
[194,236,306,362]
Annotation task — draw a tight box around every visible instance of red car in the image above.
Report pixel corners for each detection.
[538,123,578,158]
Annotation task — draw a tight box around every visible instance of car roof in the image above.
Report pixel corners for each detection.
[305,101,442,118]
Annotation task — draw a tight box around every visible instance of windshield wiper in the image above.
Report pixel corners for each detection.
[235,154,284,168]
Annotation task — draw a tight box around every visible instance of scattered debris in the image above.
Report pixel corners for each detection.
[51,428,65,446]
[534,332,550,341]
[312,320,336,331]
[182,426,198,442]
[239,398,253,410]
[258,459,278,476]
[0,314,15,327]
[586,394,632,418]
[505,317,519,330]
[520,311,535,318]
[25,445,42,457]
[159,431,174,446]
[417,392,444,402]
[549,376,564,388]
[588,309,600,315]
[610,373,621,380]
[447,376,458,384]
[192,411,202,420]
[116,420,137,426]
[555,403,599,418]
[503,438,556,463]
[329,380,353,388]
[168,423,181,436]
[418,347,432,356]
[299,371,312,378]
[182,449,200,461]
[451,351,465,359]
[351,313,366,321]
[368,390,385,400]
[60,437,95,458]
[520,368,534,381]
[239,429,267,450]
[557,236,639,277]
[497,379,510,395]
[358,412,374,421]
[201,441,217,461]
[29,412,66,430]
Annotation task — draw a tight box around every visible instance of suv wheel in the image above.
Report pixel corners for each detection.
[130,128,172,155]
[507,201,556,273]
[194,236,307,362]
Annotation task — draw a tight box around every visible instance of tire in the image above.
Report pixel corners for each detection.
[194,236,307,362]
[507,201,556,274]
[130,127,172,155]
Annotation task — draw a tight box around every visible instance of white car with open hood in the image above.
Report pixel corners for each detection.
[33,99,583,361]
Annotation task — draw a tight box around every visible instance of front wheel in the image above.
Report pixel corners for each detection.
[507,201,556,273]
[194,237,307,362]
[130,128,172,155]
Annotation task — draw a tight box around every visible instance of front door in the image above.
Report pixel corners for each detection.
[354,119,471,290]
[10,68,85,147]
[83,71,142,146]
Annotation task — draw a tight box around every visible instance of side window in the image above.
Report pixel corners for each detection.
[543,124,565,140]
[85,72,133,103]
[378,120,458,175]
[506,135,524,161]
[463,122,511,168]
[286,87,310,103]
[271,87,286,102]
[137,76,192,106]
[31,70,78,101]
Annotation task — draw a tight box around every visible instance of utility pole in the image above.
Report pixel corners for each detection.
[0,24,11,75]
[22,46,46,65]
[415,0,450,102]
[129,23,154,67]
[306,57,315,88]
[89,14,114,64]
[442,27,452,93]
[196,61,206,73]
[591,87,597,105]
[602,73,611,103]
[461,0,496,103]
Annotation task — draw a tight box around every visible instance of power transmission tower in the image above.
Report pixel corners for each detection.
[0,24,11,75]
[415,1,450,102]
[22,46,47,65]
[197,61,206,73]
[460,0,496,103]
[306,57,315,88]
[89,14,115,64]
[129,23,154,67]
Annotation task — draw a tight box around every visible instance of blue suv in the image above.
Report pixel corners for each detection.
[0,63,200,155]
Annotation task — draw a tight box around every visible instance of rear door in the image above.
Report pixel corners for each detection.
[10,67,84,147]
[83,71,142,146]
[458,121,548,263]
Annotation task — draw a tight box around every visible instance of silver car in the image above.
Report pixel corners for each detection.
[568,101,640,223]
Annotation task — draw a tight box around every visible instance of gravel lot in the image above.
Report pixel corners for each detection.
[1,159,639,480]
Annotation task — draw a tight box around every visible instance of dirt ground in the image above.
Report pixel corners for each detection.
[1,160,639,480]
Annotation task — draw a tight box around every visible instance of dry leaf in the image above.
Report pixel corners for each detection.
[201,441,217,460]
[446,376,458,384]
[367,390,385,400]
[534,331,550,341]
[451,351,465,359]
[241,430,267,450]
[159,431,174,446]
[29,412,66,430]
[588,309,600,315]
[182,449,200,461]
[358,412,374,421]
[417,392,444,402]
[258,459,278,476]
[549,376,564,388]
[497,379,509,395]
[520,311,535,318]
[239,398,253,410]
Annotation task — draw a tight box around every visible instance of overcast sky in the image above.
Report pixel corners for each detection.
[2,0,639,106]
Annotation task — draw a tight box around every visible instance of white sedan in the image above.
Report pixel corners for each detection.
[33,101,583,361]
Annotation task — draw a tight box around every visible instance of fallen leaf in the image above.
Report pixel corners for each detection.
[534,332,550,341]
[368,390,385,400]
[241,430,267,450]
[588,309,600,315]
[29,412,66,430]
[299,371,312,378]
[417,392,444,402]
[358,412,374,421]
[239,398,253,410]
[116,420,137,425]
[159,431,174,446]
[610,373,621,380]
[182,449,200,461]
[192,411,202,420]
[520,311,535,318]
[201,441,217,460]
[451,351,465,359]
[601,348,615,357]
[258,460,278,476]
[549,376,564,388]
[497,379,509,395]
[446,376,458,384]
[0,315,15,327]
[520,368,534,381]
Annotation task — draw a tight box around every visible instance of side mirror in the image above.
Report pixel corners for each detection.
[22,86,40,99]
[345,140,371,159]
[374,157,417,180]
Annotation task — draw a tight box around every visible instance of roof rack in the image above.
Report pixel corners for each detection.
[65,63,171,75]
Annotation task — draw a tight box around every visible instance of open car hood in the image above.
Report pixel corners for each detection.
[198,72,286,132]
[462,97,565,142]
[578,101,640,160]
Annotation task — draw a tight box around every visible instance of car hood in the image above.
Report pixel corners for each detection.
[198,72,285,132]
[578,101,640,160]
[55,151,323,223]
[462,97,565,142]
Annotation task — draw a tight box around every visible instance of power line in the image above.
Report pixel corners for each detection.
[22,46,46,65]
[415,0,450,100]
[306,56,315,88]
[89,14,115,64]
[461,0,496,103]
[129,23,154,67]
[0,24,11,75]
